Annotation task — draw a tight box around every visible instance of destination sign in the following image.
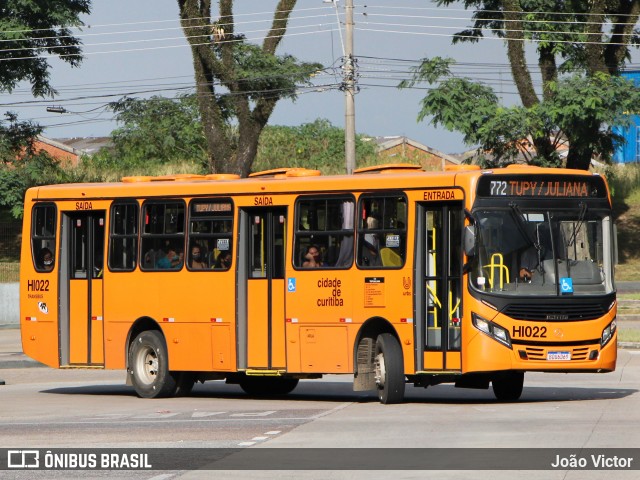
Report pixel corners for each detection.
[193,201,232,214]
[476,175,607,199]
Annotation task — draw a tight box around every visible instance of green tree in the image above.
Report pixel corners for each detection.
[0,0,92,217]
[0,113,67,218]
[254,119,378,174]
[403,0,640,169]
[0,0,90,97]
[107,95,208,168]
[177,0,322,176]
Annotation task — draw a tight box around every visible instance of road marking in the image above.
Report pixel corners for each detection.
[230,410,277,417]
[265,430,281,435]
[251,436,268,441]
[191,411,225,418]
[133,412,181,419]
[309,402,353,419]
[238,441,256,447]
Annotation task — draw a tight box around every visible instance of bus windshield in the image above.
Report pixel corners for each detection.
[470,206,614,296]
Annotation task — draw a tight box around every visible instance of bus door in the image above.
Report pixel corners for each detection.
[59,212,106,366]
[237,208,287,370]
[414,203,463,371]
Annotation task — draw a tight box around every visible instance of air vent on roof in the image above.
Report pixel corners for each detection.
[444,165,481,172]
[121,174,208,183]
[205,174,240,181]
[121,176,153,183]
[249,167,321,178]
[353,163,423,174]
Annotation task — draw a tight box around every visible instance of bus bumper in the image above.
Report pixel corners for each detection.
[464,330,617,374]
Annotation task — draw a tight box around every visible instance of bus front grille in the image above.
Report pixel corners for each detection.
[522,346,591,361]
[503,303,605,321]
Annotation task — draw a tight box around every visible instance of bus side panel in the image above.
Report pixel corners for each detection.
[20,194,61,368]
[103,320,129,369]
[21,276,61,368]
[299,326,350,373]
[163,323,213,371]
[284,269,354,373]
[211,324,233,371]
[103,270,232,371]
[21,318,60,368]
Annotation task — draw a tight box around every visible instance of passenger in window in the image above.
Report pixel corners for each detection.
[361,215,382,267]
[214,251,232,270]
[190,244,207,269]
[156,244,183,269]
[302,245,324,268]
[40,248,54,272]
[362,235,382,267]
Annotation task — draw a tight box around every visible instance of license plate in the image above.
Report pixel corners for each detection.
[547,351,571,361]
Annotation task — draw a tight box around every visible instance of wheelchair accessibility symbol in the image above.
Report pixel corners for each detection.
[287,278,296,293]
[560,277,573,294]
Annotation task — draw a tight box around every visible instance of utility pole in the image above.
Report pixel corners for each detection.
[344,0,356,174]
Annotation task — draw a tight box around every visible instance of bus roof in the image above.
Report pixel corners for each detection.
[27,164,605,202]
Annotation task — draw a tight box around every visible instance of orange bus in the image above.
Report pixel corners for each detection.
[20,164,617,403]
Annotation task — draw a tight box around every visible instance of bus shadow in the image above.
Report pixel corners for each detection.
[41,381,638,405]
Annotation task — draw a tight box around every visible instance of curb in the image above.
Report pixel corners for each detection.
[0,353,43,369]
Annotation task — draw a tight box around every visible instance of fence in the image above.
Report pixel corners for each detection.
[0,221,21,284]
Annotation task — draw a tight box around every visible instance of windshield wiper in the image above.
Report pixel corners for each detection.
[509,202,538,247]
[567,202,587,247]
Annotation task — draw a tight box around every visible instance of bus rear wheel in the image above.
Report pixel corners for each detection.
[374,333,405,404]
[239,375,299,396]
[492,371,524,402]
[129,330,177,398]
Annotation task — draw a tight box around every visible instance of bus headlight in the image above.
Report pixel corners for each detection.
[472,313,512,349]
[601,318,617,347]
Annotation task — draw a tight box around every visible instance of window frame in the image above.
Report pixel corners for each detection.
[293,194,356,270]
[140,199,186,272]
[356,192,408,270]
[108,200,139,272]
[187,197,234,271]
[31,203,57,273]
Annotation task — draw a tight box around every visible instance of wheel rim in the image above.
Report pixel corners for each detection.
[374,352,386,388]
[135,345,158,386]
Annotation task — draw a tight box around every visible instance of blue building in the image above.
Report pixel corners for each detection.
[613,70,640,163]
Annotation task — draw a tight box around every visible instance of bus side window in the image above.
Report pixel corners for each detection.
[141,201,186,271]
[188,199,234,272]
[109,202,138,271]
[31,204,57,273]
[357,194,407,269]
[294,196,355,269]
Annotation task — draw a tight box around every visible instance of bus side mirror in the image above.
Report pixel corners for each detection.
[464,225,476,257]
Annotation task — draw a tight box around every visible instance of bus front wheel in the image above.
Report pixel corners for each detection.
[374,333,405,404]
[492,371,524,402]
[129,330,177,398]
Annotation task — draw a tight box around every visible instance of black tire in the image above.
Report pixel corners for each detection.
[129,330,177,398]
[492,371,524,402]
[374,333,405,404]
[239,375,299,396]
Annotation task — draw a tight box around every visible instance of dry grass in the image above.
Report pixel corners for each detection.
[618,329,640,343]
[608,165,640,281]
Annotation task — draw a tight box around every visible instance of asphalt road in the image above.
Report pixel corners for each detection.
[1,350,640,480]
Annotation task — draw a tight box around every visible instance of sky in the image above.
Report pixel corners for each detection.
[0,0,530,155]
